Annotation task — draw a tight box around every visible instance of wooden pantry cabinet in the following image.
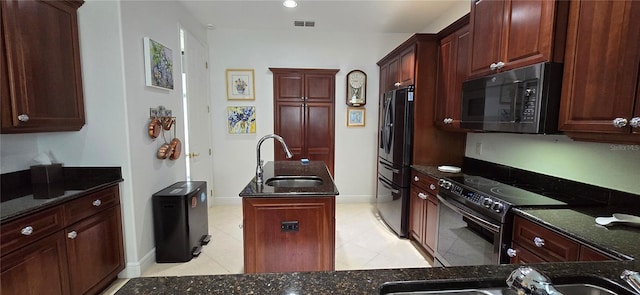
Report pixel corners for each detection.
[508,216,615,264]
[1,0,86,133]
[409,170,439,257]
[435,15,469,130]
[0,185,125,295]
[467,0,568,78]
[270,68,338,176]
[558,0,640,144]
[242,196,335,273]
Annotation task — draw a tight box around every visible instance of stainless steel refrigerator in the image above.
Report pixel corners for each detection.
[376,85,414,238]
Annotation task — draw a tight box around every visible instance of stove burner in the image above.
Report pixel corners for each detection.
[464,176,500,187]
[489,186,536,200]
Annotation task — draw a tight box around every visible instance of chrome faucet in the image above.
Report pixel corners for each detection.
[255,134,293,184]
[506,266,564,295]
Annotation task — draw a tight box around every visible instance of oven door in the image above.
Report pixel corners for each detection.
[434,195,504,267]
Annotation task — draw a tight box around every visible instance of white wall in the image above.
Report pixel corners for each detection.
[421,0,471,33]
[207,29,411,205]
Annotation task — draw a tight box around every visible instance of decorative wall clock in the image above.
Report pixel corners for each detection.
[346,69,366,106]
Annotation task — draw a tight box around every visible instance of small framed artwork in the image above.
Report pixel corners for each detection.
[226,69,255,100]
[143,37,174,90]
[347,108,365,127]
[227,106,256,134]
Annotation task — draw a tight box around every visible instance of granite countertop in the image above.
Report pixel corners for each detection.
[239,161,339,197]
[514,207,640,260]
[411,165,464,179]
[1,167,123,223]
[115,260,640,294]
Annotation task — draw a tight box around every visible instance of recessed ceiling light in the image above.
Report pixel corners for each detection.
[283,0,297,8]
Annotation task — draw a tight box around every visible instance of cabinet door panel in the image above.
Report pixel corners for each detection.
[509,242,546,264]
[409,187,426,245]
[274,103,305,160]
[469,0,504,77]
[503,0,553,66]
[1,231,70,295]
[424,196,438,255]
[66,207,124,295]
[559,0,640,133]
[306,103,334,174]
[399,47,415,87]
[387,57,399,88]
[306,74,334,102]
[1,0,84,132]
[274,73,304,101]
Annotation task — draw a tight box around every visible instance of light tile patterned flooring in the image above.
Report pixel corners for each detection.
[102,203,431,294]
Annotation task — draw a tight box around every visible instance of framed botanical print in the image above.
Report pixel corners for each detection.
[226,69,255,100]
[143,37,174,90]
[347,108,365,127]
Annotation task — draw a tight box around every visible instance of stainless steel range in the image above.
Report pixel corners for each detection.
[434,175,570,267]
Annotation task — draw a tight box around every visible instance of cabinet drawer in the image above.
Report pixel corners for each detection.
[411,170,438,195]
[64,186,120,225]
[0,206,65,255]
[512,216,579,262]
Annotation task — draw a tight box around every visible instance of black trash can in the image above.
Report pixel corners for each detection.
[152,181,211,263]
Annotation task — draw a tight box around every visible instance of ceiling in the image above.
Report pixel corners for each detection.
[177,0,468,33]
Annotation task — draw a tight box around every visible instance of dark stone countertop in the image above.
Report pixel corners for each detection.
[513,207,640,260]
[1,167,123,223]
[411,165,464,179]
[115,260,640,294]
[239,161,339,197]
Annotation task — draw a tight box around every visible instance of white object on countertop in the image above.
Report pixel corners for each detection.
[438,165,461,173]
[595,213,640,227]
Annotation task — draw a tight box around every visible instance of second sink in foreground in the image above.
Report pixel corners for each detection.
[264,175,324,188]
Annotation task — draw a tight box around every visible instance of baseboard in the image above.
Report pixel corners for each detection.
[118,249,156,278]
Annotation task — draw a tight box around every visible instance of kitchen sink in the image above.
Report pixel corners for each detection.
[380,276,636,295]
[264,175,323,188]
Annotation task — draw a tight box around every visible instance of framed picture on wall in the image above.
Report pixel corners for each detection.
[227,106,256,134]
[347,108,365,127]
[226,69,255,100]
[143,37,174,90]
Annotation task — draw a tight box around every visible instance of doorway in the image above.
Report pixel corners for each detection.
[180,27,214,206]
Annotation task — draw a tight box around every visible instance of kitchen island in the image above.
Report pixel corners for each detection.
[239,161,339,273]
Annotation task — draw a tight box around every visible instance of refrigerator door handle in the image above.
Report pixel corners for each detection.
[379,160,400,174]
[378,177,400,194]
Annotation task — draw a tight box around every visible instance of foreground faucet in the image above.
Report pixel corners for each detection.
[255,134,293,184]
[506,266,564,295]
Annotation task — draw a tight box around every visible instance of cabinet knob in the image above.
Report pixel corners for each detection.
[613,118,628,128]
[496,61,505,69]
[490,63,498,71]
[533,236,545,247]
[394,82,401,87]
[429,184,436,190]
[418,192,428,200]
[67,231,78,239]
[92,199,102,207]
[18,114,29,122]
[21,226,34,236]
[443,118,453,124]
[507,248,517,257]
[630,117,640,128]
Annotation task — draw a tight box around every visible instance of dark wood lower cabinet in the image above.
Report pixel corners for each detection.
[0,231,70,295]
[0,185,124,295]
[409,171,439,257]
[243,197,335,273]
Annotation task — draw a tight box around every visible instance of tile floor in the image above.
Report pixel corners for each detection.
[101,203,431,294]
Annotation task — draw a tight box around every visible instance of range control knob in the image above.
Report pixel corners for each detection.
[482,198,493,208]
[492,202,504,213]
[438,179,452,190]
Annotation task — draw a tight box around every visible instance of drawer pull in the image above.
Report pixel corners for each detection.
[414,176,419,182]
[21,226,34,236]
[418,192,428,200]
[67,231,78,239]
[507,248,517,257]
[92,199,102,207]
[534,237,545,247]
[429,184,436,190]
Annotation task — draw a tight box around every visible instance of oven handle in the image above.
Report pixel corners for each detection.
[437,194,501,234]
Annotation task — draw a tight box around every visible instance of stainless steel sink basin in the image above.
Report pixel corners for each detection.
[380,277,635,295]
[264,176,323,187]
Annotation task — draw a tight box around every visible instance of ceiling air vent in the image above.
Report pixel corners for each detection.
[293,20,315,27]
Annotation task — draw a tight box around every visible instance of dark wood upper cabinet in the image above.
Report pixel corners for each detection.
[379,45,416,93]
[271,68,338,175]
[1,0,85,133]
[468,0,568,78]
[436,15,469,130]
[559,0,640,144]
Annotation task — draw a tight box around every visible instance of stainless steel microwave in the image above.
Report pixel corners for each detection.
[460,62,563,134]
